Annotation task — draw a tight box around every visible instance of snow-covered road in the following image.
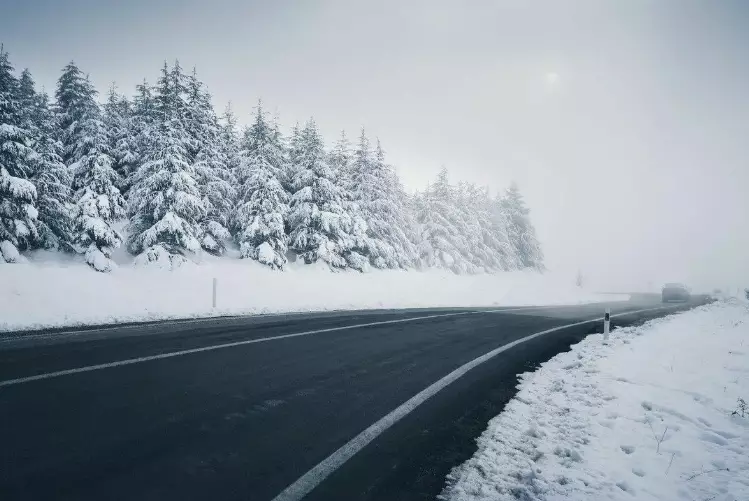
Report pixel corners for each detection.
[441,299,749,501]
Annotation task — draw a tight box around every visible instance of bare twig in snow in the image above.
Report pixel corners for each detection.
[647,419,669,454]
[684,467,730,481]
[658,426,669,453]
[666,452,676,475]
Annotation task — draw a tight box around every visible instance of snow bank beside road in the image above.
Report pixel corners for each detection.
[441,300,749,501]
[0,256,624,332]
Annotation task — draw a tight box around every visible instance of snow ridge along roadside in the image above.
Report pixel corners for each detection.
[0,262,627,333]
[441,299,749,501]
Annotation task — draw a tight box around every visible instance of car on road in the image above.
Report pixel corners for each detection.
[662,283,690,302]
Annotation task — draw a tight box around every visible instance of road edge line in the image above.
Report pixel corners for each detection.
[270,305,676,501]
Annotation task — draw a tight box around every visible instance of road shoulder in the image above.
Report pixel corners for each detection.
[441,299,749,501]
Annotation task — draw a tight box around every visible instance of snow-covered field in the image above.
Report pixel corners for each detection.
[441,299,749,501]
[0,252,624,333]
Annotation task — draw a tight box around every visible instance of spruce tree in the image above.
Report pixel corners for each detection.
[501,183,544,270]
[55,62,99,166]
[185,69,235,254]
[233,101,289,268]
[70,112,126,272]
[415,168,475,273]
[350,135,417,269]
[287,119,356,268]
[0,48,39,262]
[18,70,73,251]
[103,84,137,193]
[127,61,206,266]
[490,192,520,270]
[219,103,241,175]
[131,79,157,162]
[127,116,206,266]
[57,67,126,272]
[329,130,352,189]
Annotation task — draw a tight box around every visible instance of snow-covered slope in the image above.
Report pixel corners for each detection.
[0,253,623,332]
[441,299,749,501]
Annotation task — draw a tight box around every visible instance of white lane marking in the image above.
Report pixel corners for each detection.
[270,305,676,501]
[0,307,536,343]
[0,300,630,341]
[0,304,673,389]
[0,309,532,388]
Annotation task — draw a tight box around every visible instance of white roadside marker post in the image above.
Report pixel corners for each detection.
[603,307,611,343]
[212,277,217,309]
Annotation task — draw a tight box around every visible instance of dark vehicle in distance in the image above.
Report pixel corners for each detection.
[662,283,690,302]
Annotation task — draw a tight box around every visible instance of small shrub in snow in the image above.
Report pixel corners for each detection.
[133,244,187,270]
[733,397,747,418]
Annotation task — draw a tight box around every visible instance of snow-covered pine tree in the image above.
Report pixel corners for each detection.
[154,61,189,124]
[57,68,126,272]
[489,192,520,270]
[69,113,126,272]
[501,182,544,270]
[0,48,39,262]
[103,84,137,193]
[400,186,424,269]
[283,122,304,197]
[219,103,241,175]
[185,69,235,254]
[287,119,358,269]
[127,119,206,268]
[329,130,352,189]
[456,182,511,272]
[127,61,206,267]
[233,101,289,268]
[327,129,369,269]
[326,129,366,269]
[18,70,73,251]
[131,79,157,161]
[350,134,417,269]
[55,62,99,166]
[414,168,475,273]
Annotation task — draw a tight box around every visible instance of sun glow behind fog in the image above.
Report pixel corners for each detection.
[545,72,560,89]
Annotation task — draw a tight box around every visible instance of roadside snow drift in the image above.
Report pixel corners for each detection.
[441,299,749,501]
[0,255,624,332]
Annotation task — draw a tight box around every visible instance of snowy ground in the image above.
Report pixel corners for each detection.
[441,299,749,501]
[0,252,625,333]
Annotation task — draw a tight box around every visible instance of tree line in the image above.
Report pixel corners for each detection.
[0,47,544,273]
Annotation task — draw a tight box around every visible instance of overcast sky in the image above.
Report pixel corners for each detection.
[2,0,747,292]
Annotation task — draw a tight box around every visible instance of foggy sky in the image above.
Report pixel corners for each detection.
[2,0,747,292]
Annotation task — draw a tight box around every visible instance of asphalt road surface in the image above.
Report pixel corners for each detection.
[0,296,709,501]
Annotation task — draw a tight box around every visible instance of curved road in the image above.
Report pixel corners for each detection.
[0,296,707,500]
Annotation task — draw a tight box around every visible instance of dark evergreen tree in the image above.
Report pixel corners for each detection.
[0,48,39,262]
[55,62,99,166]
[18,70,73,251]
[70,113,125,272]
[103,84,137,193]
[56,67,126,271]
[127,118,206,267]
[185,70,235,254]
